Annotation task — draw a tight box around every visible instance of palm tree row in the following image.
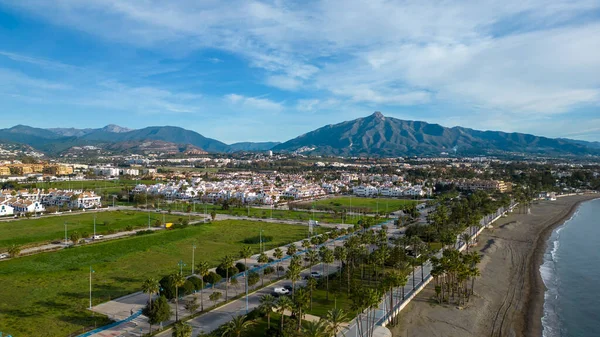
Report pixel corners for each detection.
[430,249,481,305]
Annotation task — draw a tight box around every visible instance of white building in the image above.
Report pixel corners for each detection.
[0,203,14,216]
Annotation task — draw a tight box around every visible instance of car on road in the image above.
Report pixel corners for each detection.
[0,253,9,259]
[92,235,104,240]
[283,285,293,292]
[310,271,322,278]
[271,287,290,297]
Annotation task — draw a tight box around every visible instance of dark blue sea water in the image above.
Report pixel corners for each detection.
[541,198,600,337]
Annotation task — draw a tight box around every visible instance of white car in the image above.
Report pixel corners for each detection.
[310,271,323,278]
[92,235,104,240]
[273,287,290,295]
[0,253,9,259]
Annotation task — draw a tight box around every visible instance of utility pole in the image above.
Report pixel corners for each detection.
[178,260,186,275]
[64,222,68,245]
[93,215,96,238]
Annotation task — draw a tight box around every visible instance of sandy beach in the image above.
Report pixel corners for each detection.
[391,194,598,337]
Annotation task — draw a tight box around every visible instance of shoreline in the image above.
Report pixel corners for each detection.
[524,195,598,337]
[391,194,599,337]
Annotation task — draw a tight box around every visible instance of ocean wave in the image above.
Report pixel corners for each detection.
[541,226,563,337]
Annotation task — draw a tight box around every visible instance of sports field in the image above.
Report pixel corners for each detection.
[0,211,193,250]
[0,220,321,337]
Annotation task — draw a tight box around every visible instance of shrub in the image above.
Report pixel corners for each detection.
[203,272,222,286]
[182,280,195,296]
[159,275,176,299]
[247,271,260,287]
[125,225,134,231]
[188,276,203,290]
[235,262,246,272]
[216,266,239,279]
[135,230,154,236]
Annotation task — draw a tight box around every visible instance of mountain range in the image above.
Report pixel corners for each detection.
[0,112,598,157]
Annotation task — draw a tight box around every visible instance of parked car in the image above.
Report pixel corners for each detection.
[0,253,9,259]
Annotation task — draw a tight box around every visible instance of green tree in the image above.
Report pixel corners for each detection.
[209,291,222,307]
[273,247,284,277]
[221,314,256,337]
[142,278,160,310]
[285,263,302,297]
[293,288,310,331]
[259,294,277,329]
[172,321,193,337]
[325,308,348,336]
[184,297,199,314]
[302,319,329,337]
[306,276,318,310]
[210,210,217,221]
[220,255,235,300]
[239,246,253,302]
[170,272,187,321]
[320,248,334,300]
[143,295,171,330]
[7,244,21,258]
[257,253,269,286]
[70,231,82,245]
[196,261,210,310]
[286,243,297,256]
[276,296,294,332]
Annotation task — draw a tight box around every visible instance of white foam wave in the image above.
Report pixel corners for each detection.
[541,226,563,337]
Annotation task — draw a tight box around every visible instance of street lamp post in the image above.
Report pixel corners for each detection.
[191,244,196,275]
[178,260,186,275]
[64,222,68,245]
[89,266,95,309]
[93,215,96,238]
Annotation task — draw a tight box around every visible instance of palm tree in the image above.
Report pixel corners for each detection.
[239,246,253,302]
[302,319,329,337]
[196,261,210,311]
[170,272,187,321]
[172,321,193,337]
[286,244,297,256]
[293,288,310,331]
[276,296,293,332]
[273,248,284,277]
[307,249,319,273]
[259,294,277,329]
[306,277,318,310]
[325,308,348,336]
[285,263,301,297]
[221,314,256,337]
[142,278,160,310]
[460,233,471,252]
[320,248,334,300]
[257,253,269,286]
[220,255,235,300]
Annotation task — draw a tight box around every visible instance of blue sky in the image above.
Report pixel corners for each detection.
[0,1,599,143]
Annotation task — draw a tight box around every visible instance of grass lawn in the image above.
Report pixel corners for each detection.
[306,288,355,319]
[0,220,322,337]
[164,202,366,225]
[296,196,418,214]
[0,211,196,250]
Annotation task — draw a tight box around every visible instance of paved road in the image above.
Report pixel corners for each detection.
[87,222,398,337]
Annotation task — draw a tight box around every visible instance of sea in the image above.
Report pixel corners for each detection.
[541,198,600,337]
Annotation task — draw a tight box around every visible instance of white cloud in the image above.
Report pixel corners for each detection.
[225,93,283,111]
[3,0,600,136]
[265,75,302,91]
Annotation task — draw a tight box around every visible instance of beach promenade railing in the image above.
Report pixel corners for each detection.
[343,202,518,337]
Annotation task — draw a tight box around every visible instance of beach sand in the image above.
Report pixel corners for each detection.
[390,194,598,337]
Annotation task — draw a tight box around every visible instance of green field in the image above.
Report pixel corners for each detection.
[0,220,322,337]
[294,196,419,214]
[0,211,195,250]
